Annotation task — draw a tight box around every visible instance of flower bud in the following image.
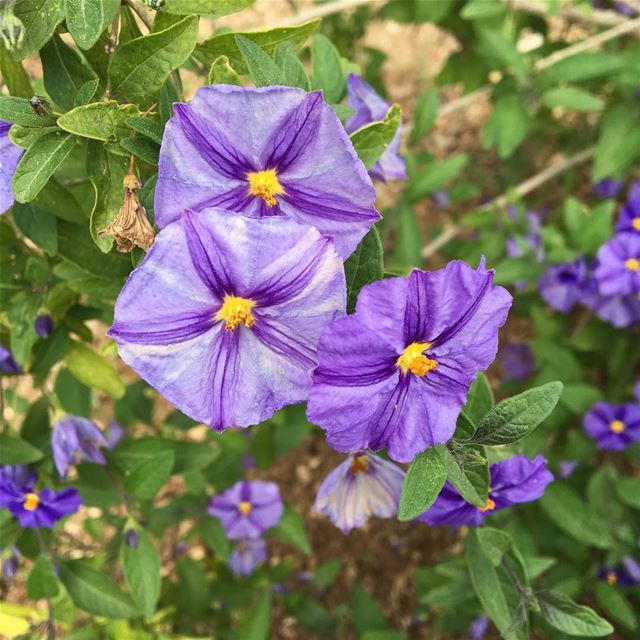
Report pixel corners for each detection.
[124,529,139,548]
[34,314,53,339]
[0,11,25,52]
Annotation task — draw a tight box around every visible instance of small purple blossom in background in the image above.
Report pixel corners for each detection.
[52,416,108,479]
[0,120,23,214]
[635,379,640,402]
[538,258,589,312]
[468,615,490,640]
[345,73,407,182]
[0,345,21,374]
[558,460,578,479]
[623,556,640,583]
[582,287,640,329]
[1,546,20,578]
[228,538,268,577]
[432,190,450,208]
[597,564,637,587]
[615,195,640,234]
[500,342,534,381]
[594,233,640,296]
[593,177,623,200]
[105,421,125,449]
[308,260,512,463]
[34,314,53,338]
[0,479,82,529]
[613,1,637,15]
[0,464,36,489]
[109,209,345,430]
[124,529,139,548]
[207,480,283,540]
[313,451,405,532]
[418,455,553,527]
[583,402,640,451]
[155,85,379,259]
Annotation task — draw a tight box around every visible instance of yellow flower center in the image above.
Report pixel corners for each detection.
[633,217,640,231]
[610,420,625,434]
[478,498,496,513]
[350,455,369,475]
[625,258,640,272]
[215,294,256,331]
[23,492,40,511]
[247,169,285,208]
[238,501,252,516]
[607,570,618,586]
[397,342,437,377]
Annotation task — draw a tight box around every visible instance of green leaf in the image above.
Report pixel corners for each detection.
[59,559,140,619]
[54,368,91,417]
[440,446,487,507]
[125,116,163,144]
[538,589,614,636]
[311,34,345,104]
[411,87,439,143]
[479,28,527,83]
[538,52,625,84]
[207,54,241,85]
[275,41,310,90]
[41,35,97,112]
[462,0,506,18]
[199,517,231,561]
[344,227,383,312]
[563,197,614,256]
[12,130,75,203]
[196,19,320,75]
[0,45,34,98]
[162,0,255,16]
[269,504,311,555]
[0,434,43,465]
[477,527,513,566]
[594,581,637,630]
[389,201,422,271]
[120,136,160,165]
[123,450,175,500]
[64,340,125,399]
[407,153,468,200]
[65,0,120,50]
[594,104,640,180]
[350,103,401,169]
[235,35,284,86]
[463,373,494,425]
[0,96,56,127]
[470,381,563,445]
[236,590,271,640]
[483,92,530,158]
[540,483,613,549]
[58,101,133,141]
[173,440,219,473]
[398,445,446,521]
[352,584,388,635]
[540,87,603,112]
[34,179,86,223]
[13,0,65,59]
[615,476,640,509]
[109,16,199,102]
[74,78,101,106]
[27,555,59,599]
[12,203,58,255]
[121,529,161,617]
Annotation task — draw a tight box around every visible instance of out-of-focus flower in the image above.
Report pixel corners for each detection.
[613,1,637,16]
[558,460,578,479]
[308,260,512,463]
[105,421,125,449]
[432,190,450,208]
[418,455,553,527]
[0,345,21,374]
[594,233,640,296]
[228,538,267,577]
[51,416,108,479]
[593,177,623,199]
[468,615,490,640]
[1,546,20,578]
[0,121,23,213]
[313,452,405,532]
[124,529,139,548]
[34,314,53,338]
[155,85,379,259]
[615,195,640,234]
[500,342,534,381]
[598,563,638,587]
[622,556,640,582]
[0,480,82,529]
[0,465,36,489]
[584,402,640,451]
[109,209,345,430]
[207,480,283,540]
[628,179,640,201]
[345,73,406,182]
[538,258,590,312]
[582,289,640,329]
[634,379,640,402]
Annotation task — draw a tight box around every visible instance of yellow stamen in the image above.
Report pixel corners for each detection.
[625,258,640,272]
[215,294,256,331]
[478,498,496,513]
[238,501,252,516]
[396,342,437,377]
[610,420,625,434]
[23,492,40,511]
[633,217,640,231]
[247,169,285,208]
[350,455,369,475]
[607,570,618,586]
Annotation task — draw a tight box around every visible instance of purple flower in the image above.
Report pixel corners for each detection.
[228,538,268,577]
[622,556,640,583]
[1,546,20,578]
[594,233,640,296]
[418,455,553,527]
[0,120,23,214]
[433,190,450,208]
[109,208,345,430]
[593,177,623,199]
[51,416,108,479]
[0,345,21,374]
[613,1,637,16]
[345,74,406,182]
[207,480,283,540]
[105,421,125,449]
[313,452,405,532]
[468,615,490,640]
[635,379,640,402]
[558,460,578,479]
[598,565,637,587]
[582,289,640,328]
[0,481,82,529]
[538,258,590,312]
[628,179,640,200]
[615,195,640,234]
[500,342,534,381]
[124,529,139,548]
[583,402,640,451]
[154,85,379,259]
[307,260,512,463]
[0,465,36,489]
[34,314,53,338]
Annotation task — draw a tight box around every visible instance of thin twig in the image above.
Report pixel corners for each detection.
[124,0,153,31]
[508,0,631,27]
[263,0,384,29]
